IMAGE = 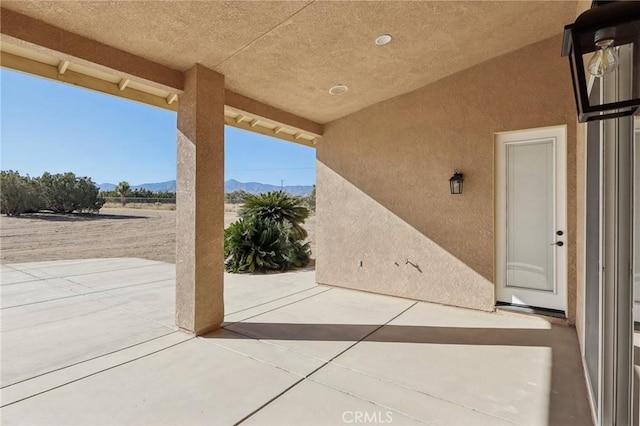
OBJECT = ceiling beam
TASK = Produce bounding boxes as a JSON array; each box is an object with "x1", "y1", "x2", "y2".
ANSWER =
[
  {"x1": 0, "y1": 7, "x2": 183, "y2": 92},
  {"x1": 225, "y1": 90, "x2": 323, "y2": 136},
  {"x1": 224, "y1": 115, "x2": 316, "y2": 148},
  {"x1": 1, "y1": 8, "x2": 322, "y2": 136},
  {"x1": 1, "y1": 51, "x2": 177, "y2": 112}
]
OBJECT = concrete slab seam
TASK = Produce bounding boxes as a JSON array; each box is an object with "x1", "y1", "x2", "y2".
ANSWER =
[
  {"x1": 0, "y1": 265, "x2": 55, "y2": 285},
  {"x1": 0, "y1": 333, "x2": 195, "y2": 408},
  {"x1": 225, "y1": 286, "x2": 324, "y2": 316},
  {"x1": 1, "y1": 330, "x2": 183, "y2": 391},
  {"x1": 4, "y1": 258, "x2": 165, "y2": 273},
  {"x1": 304, "y1": 379, "x2": 431, "y2": 425},
  {"x1": 6, "y1": 261, "x2": 171, "y2": 282},
  {"x1": 223, "y1": 287, "x2": 333, "y2": 327},
  {"x1": 15, "y1": 273, "x2": 178, "y2": 329},
  {"x1": 322, "y1": 311, "x2": 524, "y2": 424},
  {"x1": 233, "y1": 377, "x2": 306, "y2": 426},
  {"x1": 214, "y1": 325, "x2": 334, "y2": 366},
  {"x1": 1, "y1": 277, "x2": 63, "y2": 286},
  {"x1": 234, "y1": 301, "x2": 419, "y2": 425},
  {"x1": 308, "y1": 371, "x2": 519, "y2": 426},
  {"x1": 1, "y1": 278, "x2": 175, "y2": 310},
  {"x1": 198, "y1": 330, "x2": 316, "y2": 379}
]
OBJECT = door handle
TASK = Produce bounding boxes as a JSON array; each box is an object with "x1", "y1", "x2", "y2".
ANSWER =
[{"x1": 551, "y1": 241, "x2": 564, "y2": 247}]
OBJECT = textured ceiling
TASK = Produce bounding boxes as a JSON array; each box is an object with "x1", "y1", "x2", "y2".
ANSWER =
[{"x1": 2, "y1": 1, "x2": 578, "y2": 123}]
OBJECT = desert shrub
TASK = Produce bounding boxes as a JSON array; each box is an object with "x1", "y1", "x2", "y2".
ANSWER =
[
  {"x1": 0, "y1": 171, "x2": 44, "y2": 216},
  {"x1": 224, "y1": 217, "x2": 311, "y2": 273},
  {"x1": 224, "y1": 217, "x2": 288, "y2": 272},
  {"x1": 225, "y1": 191, "x2": 311, "y2": 273},
  {"x1": 287, "y1": 239, "x2": 312, "y2": 268},
  {"x1": 38, "y1": 172, "x2": 104, "y2": 213},
  {"x1": 225, "y1": 190, "x2": 249, "y2": 204},
  {"x1": 239, "y1": 191, "x2": 309, "y2": 241}
]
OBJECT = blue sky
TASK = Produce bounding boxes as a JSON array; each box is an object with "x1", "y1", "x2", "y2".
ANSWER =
[{"x1": 0, "y1": 69, "x2": 316, "y2": 186}]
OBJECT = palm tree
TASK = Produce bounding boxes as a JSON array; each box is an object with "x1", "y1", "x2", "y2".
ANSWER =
[
  {"x1": 307, "y1": 185, "x2": 316, "y2": 211},
  {"x1": 239, "y1": 191, "x2": 309, "y2": 241},
  {"x1": 116, "y1": 181, "x2": 130, "y2": 207}
]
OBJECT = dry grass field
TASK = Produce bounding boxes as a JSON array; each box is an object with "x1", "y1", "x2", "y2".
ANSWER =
[{"x1": 0, "y1": 205, "x2": 316, "y2": 265}]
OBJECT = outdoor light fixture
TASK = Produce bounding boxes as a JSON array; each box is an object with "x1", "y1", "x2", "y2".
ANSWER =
[
  {"x1": 587, "y1": 28, "x2": 620, "y2": 77},
  {"x1": 561, "y1": 1, "x2": 640, "y2": 122},
  {"x1": 329, "y1": 84, "x2": 348, "y2": 95},
  {"x1": 375, "y1": 34, "x2": 393, "y2": 46},
  {"x1": 449, "y1": 171, "x2": 463, "y2": 195}
]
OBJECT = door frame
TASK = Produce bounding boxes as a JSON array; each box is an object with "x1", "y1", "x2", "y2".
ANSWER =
[
  {"x1": 494, "y1": 125, "x2": 568, "y2": 313},
  {"x1": 580, "y1": 44, "x2": 635, "y2": 426}
]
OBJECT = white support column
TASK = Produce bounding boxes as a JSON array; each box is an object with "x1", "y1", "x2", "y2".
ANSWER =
[{"x1": 176, "y1": 64, "x2": 225, "y2": 335}]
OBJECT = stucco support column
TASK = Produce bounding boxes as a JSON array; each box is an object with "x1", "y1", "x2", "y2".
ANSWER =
[{"x1": 176, "y1": 64, "x2": 225, "y2": 335}]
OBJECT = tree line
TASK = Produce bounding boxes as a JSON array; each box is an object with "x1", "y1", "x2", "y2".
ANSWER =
[
  {"x1": 100, "y1": 185, "x2": 176, "y2": 200},
  {"x1": 225, "y1": 186, "x2": 316, "y2": 211},
  {"x1": 2, "y1": 171, "x2": 317, "y2": 219},
  {"x1": 1, "y1": 173, "x2": 172, "y2": 216}
]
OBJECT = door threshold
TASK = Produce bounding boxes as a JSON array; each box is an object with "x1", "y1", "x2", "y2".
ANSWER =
[{"x1": 495, "y1": 302, "x2": 566, "y2": 319}]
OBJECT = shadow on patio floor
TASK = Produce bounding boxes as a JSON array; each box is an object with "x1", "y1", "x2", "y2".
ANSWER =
[{"x1": 207, "y1": 322, "x2": 591, "y2": 426}]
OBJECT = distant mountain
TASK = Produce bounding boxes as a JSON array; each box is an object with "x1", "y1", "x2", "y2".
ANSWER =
[
  {"x1": 135, "y1": 180, "x2": 177, "y2": 192},
  {"x1": 98, "y1": 180, "x2": 176, "y2": 192},
  {"x1": 99, "y1": 179, "x2": 313, "y2": 196},
  {"x1": 224, "y1": 179, "x2": 313, "y2": 196},
  {"x1": 98, "y1": 182, "x2": 116, "y2": 192}
]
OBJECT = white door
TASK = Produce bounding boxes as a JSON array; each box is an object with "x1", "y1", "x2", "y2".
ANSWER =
[{"x1": 495, "y1": 126, "x2": 567, "y2": 312}]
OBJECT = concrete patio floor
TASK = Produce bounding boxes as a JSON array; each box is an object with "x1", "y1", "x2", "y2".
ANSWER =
[{"x1": 1, "y1": 258, "x2": 591, "y2": 425}]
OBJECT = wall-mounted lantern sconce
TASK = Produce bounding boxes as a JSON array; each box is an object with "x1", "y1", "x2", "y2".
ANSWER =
[
  {"x1": 561, "y1": 1, "x2": 640, "y2": 122},
  {"x1": 449, "y1": 170, "x2": 463, "y2": 195}
]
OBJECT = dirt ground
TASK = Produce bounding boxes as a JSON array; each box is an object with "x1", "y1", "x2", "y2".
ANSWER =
[{"x1": 0, "y1": 206, "x2": 316, "y2": 265}]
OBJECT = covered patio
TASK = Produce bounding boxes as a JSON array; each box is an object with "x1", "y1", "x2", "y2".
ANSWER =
[
  {"x1": 1, "y1": 259, "x2": 590, "y2": 425},
  {"x1": 4, "y1": 1, "x2": 637, "y2": 423}
]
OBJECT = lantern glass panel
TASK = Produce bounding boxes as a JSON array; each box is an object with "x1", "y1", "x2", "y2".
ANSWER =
[
  {"x1": 572, "y1": 20, "x2": 639, "y2": 120},
  {"x1": 581, "y1": 43, "x2": 636, "y2": 106}
]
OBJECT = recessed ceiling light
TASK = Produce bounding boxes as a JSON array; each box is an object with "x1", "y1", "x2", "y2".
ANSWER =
[
  {"x1": 375, "y1": 34, "x2": 392, "y2": 46},
  {"x1": 329, "y1": 84, "x2": 348, "y2": 95}
]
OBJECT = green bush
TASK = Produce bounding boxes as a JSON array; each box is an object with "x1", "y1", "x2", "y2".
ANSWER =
[
  {"x1": 224, "y1": 191, "x2": 311, "y2": 273},
  {"x1": 239, "y1": 191, "x2": 309, "y2": 241},
  {"x1": 224, "y1": 217, "x2": 287, "y2": 272},
  {"x1": 1, "y1": 171, "x2": 104, "y2": 216},
  {"x1": 225, "y1": 190, "x2": 249, "y2": 204},
  {"x1": 39, "y1": 172, "x2": 105, "y2": 213},
  {"x1": 0, "y1": 171, "x2": 44, "y2": 216},
  {"x1": 224, "y1": 217, "x2": 311, "y2": 273}
]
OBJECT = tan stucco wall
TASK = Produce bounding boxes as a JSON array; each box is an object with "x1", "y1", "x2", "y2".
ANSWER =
[
  {"x1": 316, "y1": 34, "x2": 578, "y2": 319},
  {"x1": 574, "y1": 0, "x2": 591, "y2": 353}
]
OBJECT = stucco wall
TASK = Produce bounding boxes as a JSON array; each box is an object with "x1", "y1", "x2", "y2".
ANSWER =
[
  {"x1": 316, "y1": 34, "x2": 578, "y2": 319},
  {"x1": 574, "y1": 0, "x2": 591, "y2": 354}
]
